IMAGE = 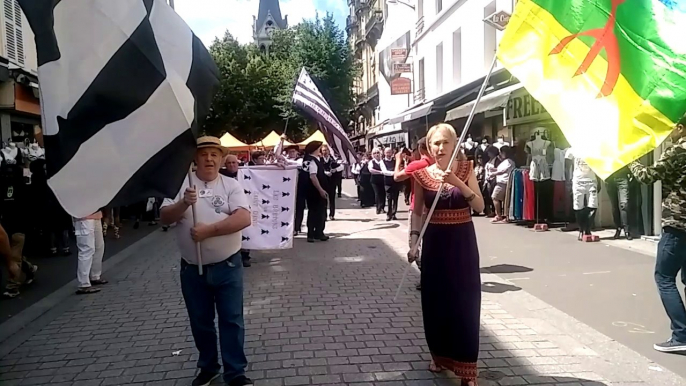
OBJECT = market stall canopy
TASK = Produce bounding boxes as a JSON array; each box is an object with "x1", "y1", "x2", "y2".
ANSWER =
[
  {"x1": 298, "y1": 130, "x2": 329, "y2": 146},
  {"x1": 220, "y1": 132, "x2": 251, "y2": 151},
  {"x1": 249, "y1": 131, "x2": 295, "y2": 148}
]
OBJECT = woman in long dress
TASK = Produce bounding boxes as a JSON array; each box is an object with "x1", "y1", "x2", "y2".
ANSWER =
[{"x1": 409, "y1": 123, "x2": 485, "y2": 386}]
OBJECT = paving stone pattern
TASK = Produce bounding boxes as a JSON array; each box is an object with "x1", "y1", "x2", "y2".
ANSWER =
[{"x1": 0, "y1": 206, "x2": 670, "y2": 385}]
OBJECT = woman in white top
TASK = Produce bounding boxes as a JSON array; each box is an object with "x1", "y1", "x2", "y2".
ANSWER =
[{"x1": 488, "y1": 146, "x2": 515, "y2": 223}]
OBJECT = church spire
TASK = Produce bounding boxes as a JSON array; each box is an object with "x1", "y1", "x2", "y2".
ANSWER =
[{"x1": 253, "y1": 0, "x2": 288, "y2": 52}]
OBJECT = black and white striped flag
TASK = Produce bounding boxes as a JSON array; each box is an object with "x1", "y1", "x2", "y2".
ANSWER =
[
  {"x1": 292, "y1": 68, "x2": 358, "y2": 165},
  {"x1": 19, "y1": 0, "x2": 219, "y2": 218}
]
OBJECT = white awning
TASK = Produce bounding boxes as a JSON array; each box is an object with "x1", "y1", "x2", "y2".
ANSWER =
[
  {"x1": 445, "y1": 84, "x2": 523, "y2": 121},
  {"x1": 388, "y1": 102, "x2": 434, "y2": 125}
]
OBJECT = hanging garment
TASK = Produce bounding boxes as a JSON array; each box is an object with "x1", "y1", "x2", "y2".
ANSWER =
[
  {"x1": 552, "y1": 180, "x2": 569, "y2": 221},
  {"x1": 551, "y1": 148, "x2": 566, "y2": 181},
  {"x1": 527, "y1": 140, "x2": 552, "y2": 181},
  {"x1": 524, "y1": 170, "x2": 536, "y2": 221}
]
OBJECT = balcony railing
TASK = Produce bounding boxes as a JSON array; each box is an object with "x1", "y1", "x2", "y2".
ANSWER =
[
  {"x1": 416, "y1": 16, "x2": 425, "y2": 36},
  {"x1": 414, "y1": 87, "x2": 425, "y2": 103},
  {"x1": 346, "y1": 15, "x2": 358, "y2": 33},
  {"x1": 365, "y1": 10, "x2": 384, "y2": 40}
]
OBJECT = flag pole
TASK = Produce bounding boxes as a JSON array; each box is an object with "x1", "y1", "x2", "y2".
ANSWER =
[
  {"x1": 187, "y1": 166, "x2": 204, "y2": 275},
  {"x1": 394, "y1": 54, "x2": 498, "y2": 302}
]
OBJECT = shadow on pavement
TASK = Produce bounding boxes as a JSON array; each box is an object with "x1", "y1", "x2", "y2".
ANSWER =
[
  {"x1": 480, "y1": 264, "x2": 533, "y2": 274},
  {"x1": 480, "y1": 282, "x2": 521, "y2": 294}
]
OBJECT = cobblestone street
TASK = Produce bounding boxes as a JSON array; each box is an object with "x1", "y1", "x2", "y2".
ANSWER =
[{"x1": 0, "y1": 197, "x2": 684, "y2": 386}]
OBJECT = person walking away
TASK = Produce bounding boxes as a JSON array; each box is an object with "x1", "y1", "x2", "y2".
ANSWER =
[
  {"x1": 358, "y1": 153, "x2": 375, "y2": 208},
  {"x1": 1, "y1": 162, "x2": 38, "y2": 298},
  {"x1": 320, "y1": 145, "x2": 343, "y2": 220},
  {"x1": 368, "y1": 148, "x2": 386, "y2": 215},
  {"x1": 160, "y1": 136, "x2": 253, "y2": 386},
  {"x1": 73, "y1": 210, "x2": 107, "y2": 294},
  {"x1": 301, "y1": 141, "x2": 329, "y2": 242},
  {"x1": 408, "y1": 123, "x2": 484, "y2": 385},
  {"x1": 483, "y1": 146, "x2": 501, "y2": 217},
  {"x1": 352, "y1": 157, "x2": 362, "y2": 202},
  {"x1": 394, "y1": 137, "x2": 433, "y2": 291},
  {"x1": 629, "y1": 117, "x2": 686, "y2": 353},
  {"x1": 381, "y1": 147, "x2": 400, "y2": 221},
  {"x1": 489, "y1": 146, "x2": 515, "y2": 223}
]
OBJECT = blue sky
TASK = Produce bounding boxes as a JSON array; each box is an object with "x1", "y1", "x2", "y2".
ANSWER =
[{"x1": 175, "y1": 0, "x2": 348, "y2": 45}]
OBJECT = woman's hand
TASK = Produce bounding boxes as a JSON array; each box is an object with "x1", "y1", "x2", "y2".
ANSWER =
[{"x1": 407, "y1": 247, "x2": 420, "y2": 264}]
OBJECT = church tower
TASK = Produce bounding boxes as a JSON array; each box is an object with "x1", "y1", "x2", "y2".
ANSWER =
[{"x1": 253, "y1": 0, "x2": 288, "y2": 53}]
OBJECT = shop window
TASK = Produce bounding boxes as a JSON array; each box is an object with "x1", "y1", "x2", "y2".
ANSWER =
[
  {"x1": 435, "y1": 42, "x2": 443, "y2": 95},
  {"x1": 452, "y1": 28, "x2": 462, "y2": 86}
]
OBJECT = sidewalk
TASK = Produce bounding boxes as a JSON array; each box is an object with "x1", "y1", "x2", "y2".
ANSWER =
[{"x1": 0, "y1": 198, "x2": 684, "y2": 385}]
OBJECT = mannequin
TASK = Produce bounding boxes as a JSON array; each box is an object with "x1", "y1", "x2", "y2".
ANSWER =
[
  {"x1": 606, "y1": 166, "x2": 633, "y2": 240},
  {"x1": 27, "y1": 142, "x2": 45, "y2": 162},
  {"x1": 565, "y1": 147, "x2": 600, "y2": 241},
  {"x1": 464, "y1": 135, "x2": 475, "y2": 151},
  {"x1": 1, "y1": 142, "x2": 19, "y2": 165},
  {"x1": 526, "y1": 129, "x2": 554, "y2": 223},
  {"x1": 493, "y1": 135, "x2": 506, "y2": 150}
]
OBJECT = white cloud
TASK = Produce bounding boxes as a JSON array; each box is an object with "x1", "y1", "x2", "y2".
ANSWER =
[{"x1": 174, "y1": 0, "x2": 343, "y2": 45}]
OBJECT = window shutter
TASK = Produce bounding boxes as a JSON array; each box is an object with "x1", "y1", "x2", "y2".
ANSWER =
[
  {"x1": 3, "y1": 0, "x2": 23, "y2": 66},
  {"x1": 14, "y1": 0, "x2": 23, "y2": 66}
]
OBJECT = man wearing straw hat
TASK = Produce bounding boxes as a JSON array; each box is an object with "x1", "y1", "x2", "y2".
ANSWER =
[{"x1": 161, "y1": 136, "x2": 253, "y2": 386}]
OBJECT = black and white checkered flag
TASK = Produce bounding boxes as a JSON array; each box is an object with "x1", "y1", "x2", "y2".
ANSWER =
[
  {"x1": 19, "y1": 0, "x2": 219, "y2": 218},
  {"x1": 292, "y1": 68, "x2": 358, "y2": 165}
]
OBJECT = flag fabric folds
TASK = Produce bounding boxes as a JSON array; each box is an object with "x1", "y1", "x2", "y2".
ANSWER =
[
  {"x1": 239, "y1": 166, "x2": 298, "y2": 250},
  {"x1": 19, "y1": 0, "x2": 219, "y2": 218},
  {"x1": 292, "y1": 68, "x2": 358, "y2": 165},
  {"x1": 498, "y1": 0, "x2": 686, "y2": 179}
]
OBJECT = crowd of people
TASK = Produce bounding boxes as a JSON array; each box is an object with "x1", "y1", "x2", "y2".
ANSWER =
[{"x1": 1, "y1": 118, "x2": 684, "y2": 386}]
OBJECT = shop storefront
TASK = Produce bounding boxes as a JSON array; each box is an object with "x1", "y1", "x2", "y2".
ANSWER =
[
  {"x1": 502, "y1": 88, "x2": 660, "y2": 237},
  {"x1": 367, "y1": 122, "x2": 408, "y2": 150}
]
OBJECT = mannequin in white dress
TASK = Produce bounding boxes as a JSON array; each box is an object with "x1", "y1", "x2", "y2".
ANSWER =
[
  {"x1": 525, "y1": 130, "x2": 553, "y2": 181},
  {"x1": 27, "y1": 143, "x2": 45, "y2": 161},
  {"x1": 1, "y1": 143, "x2": 19, "y2": 164},
  {"x1": 493, "y1": 136, "x2": 506, "y2": 150}
]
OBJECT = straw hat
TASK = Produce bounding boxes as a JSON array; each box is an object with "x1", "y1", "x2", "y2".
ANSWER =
[{"x1": 197, "y1": 136, "x2": 229, "y2": 156}]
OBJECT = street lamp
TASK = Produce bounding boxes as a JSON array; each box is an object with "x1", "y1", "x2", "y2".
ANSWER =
[{"x1": 386, "y1": 0, "x2": 415, "y2": 10}]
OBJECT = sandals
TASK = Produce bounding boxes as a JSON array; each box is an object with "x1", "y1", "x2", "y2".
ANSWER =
[
  {"x1": 428, "y1": 361, "x2": 444, "y2": 373},
  {"x1": 76, "y1": 287, "x2": 101, "y2": 295}
]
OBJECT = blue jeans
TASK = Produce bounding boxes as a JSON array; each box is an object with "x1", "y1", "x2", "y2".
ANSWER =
[
  {"x1": 180, "y1": 252, "x2": 247, "y2": 381},
  {"x1": 655, "y1": 227, "x2": 686, "y2": 343}
]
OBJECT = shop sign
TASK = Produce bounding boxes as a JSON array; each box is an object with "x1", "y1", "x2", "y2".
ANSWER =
[
  {"x1": 391, "y1": 48, "x2": 407, "y2": 61},
  {"x1": 379, "y1": 133, "x2": 405, "y2": 145},
  {"x1": 390, "y1": 77, "x2": 412, "y2": 95},
  {"x1": 505, "y1": 90, "x2": 550, "y2": 125},
  {"x1": 393, "y1": 63, "x2": 412, "y2": 74},
  {"x1": 483, "y1": 10, "x2": 511, "y2": 31}
]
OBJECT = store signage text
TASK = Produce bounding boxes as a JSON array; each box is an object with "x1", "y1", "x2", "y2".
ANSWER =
[
  {"x1": 391, "y1": 48, "x2": 407, "y2": 61},
  {"x1": 379, "y1": 133, "x2": 405, "y2": 145},
  {"x1": 506, "y1": 92, "x2": 550, "y2": 125},
  {"x1": 390, "y1": 77, "x2": 412, "y2": 95},
  {"x1": 393, "y1": 63, "x2": 412, "y2": 73},
  {"x1": 483, "y1": 10, "x2": 511, "y2": 31}
]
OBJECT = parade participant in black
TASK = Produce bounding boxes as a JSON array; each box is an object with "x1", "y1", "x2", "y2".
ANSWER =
[
  {"x1": 320, "y1": 144, "x2": 343, "y2": 220},
  {"x1": 301, "y1": 141, "x2": 329, "y2": 242},
  {"x1": 358, "y1": 153, "x2": 375, "y2": 208},
  {"x1": 368, "y1": 148, "x2": 386, "y2": 214},
  {"x1": 381, "y1": 147, "x2": 401, "y2": 221}
]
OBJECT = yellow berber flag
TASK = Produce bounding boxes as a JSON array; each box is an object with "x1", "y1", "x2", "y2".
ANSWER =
[{"x1": 497, "y1": 0, "x2": 686, "y2": 179}]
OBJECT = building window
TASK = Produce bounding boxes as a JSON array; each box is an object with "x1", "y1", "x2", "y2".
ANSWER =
[
  {"x1": 435, "y1": 0, "x2": 442, "y2": 14},
  {"x1": 418, "y1": 58, "x2": 425, "y2": 91},
  {"x1": 484, "y1": 1, "x2": 497, "y2": 70},
  {"x1": 259, "y1": 44, "x2": 266, "y2": 53},
  {"x1": 452, "y1": 28, "x2": 462, "y2": 85},
  {"x1": 435, "y1": 42, "x2": 443, "y2": 94}
]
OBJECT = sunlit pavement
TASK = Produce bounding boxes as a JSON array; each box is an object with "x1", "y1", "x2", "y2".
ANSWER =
[{"x1": 0, "y1": 184, "x2": 683, "y2": 385}]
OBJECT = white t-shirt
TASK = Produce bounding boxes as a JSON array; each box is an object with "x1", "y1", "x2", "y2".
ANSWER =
[
  {"x1": 495, "y1": 159, "x2": 515, "y2": 184},
  {"x1": 565, "y1": 148, "x2": 594, "y2": 182},
  {"x1": 162, "y1": 173, "x2": 250, "y2": 265}
]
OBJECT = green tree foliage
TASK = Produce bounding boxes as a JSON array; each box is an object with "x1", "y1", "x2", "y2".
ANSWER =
[{"x1": 203, "y1": 14, "x2": 359, "y2": 143}]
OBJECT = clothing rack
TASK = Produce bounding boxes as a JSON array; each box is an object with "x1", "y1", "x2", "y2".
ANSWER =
[{"x1": 504, "y1": 168, "x2": 570, "y2": 227}]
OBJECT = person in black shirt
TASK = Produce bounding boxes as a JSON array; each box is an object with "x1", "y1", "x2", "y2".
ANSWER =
[
  {"x1": 300, "y1": 141, "x2": 329, "y2": 242},
  {"x1": 320, "y1": 145, "x2": 343, "y2": 220}
]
